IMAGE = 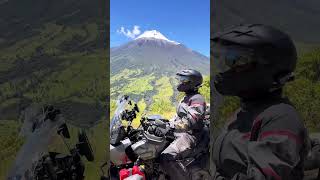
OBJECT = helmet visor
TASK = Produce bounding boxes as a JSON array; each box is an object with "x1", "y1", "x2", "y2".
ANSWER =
[
  {"x1": 212, "y1": 43, "x2": 256, "y2": 74},
  {"x1": 176, "y1": 75, "x2": 190, "y2": 84}
]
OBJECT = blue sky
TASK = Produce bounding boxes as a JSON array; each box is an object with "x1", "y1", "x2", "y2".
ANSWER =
[{"x1": 110, "y1": 0, "x2": 210, "y2": 57}]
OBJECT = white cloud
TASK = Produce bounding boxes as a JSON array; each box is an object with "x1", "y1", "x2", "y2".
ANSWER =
[
  {"x1": 117, "y1": 25, "x2": 141, "y2": 39},
  {"x1": 132, "y1": 26, "x2": 141, "y2": 35}
]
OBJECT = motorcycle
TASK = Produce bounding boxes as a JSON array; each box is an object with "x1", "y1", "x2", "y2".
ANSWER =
[
  {"x1": 107, "y1": 95, "x2": 211, "y2": 180},
  {"x1": 7, "y1": 105, "x2": 95, "y2": 180}
]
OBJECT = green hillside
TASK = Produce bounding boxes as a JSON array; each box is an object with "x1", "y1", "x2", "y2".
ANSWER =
[
  {"x1": 0, "y1": 22, "x2": 108, "y2": 177},
  {"x1": 0, "y1": 0, "x2": 109, "y2": 178},
  {"x1": 110, "y1": 74, "x2": 210, "y2": 127},
  {"x1": 110, "y1": 35, "x2": 210, "y2": 117},
  {"x1": 0, "y1": 120, "x2": 24, "y2": 179},
  {"x1": 0, "y1": 22, "x2": 107, "y2": 126}
]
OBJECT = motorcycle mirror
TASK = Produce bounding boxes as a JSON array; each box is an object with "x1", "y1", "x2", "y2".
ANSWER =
[
  {"x1": 134, "y1": 104, "x2": 139, "y2": 113},
  {"x1": 77, "y1": 129, "x2": 94, "y2": 162},
  {"x1": 57, "y1": 123, "x2": 70, "y2": 139},
  {"x1": 44, "y1": 105, "x2": 61, "y2": 122}
]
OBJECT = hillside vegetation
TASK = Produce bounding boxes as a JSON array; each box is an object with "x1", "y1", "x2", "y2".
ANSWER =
[
  {"x1": 110, "y1": 75, "x2": 211, "y2": 128},
  {"x1": 0, "y1": 22, "x2": 107, "y2": 126},
  {"x1": 0, "y1": 7, "x2": 108, "y2": 180}
]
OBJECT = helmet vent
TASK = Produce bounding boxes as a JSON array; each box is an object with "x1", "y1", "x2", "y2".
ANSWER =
[{"x1": 233, "y1": 30, "x2": 253, "y2": 37}]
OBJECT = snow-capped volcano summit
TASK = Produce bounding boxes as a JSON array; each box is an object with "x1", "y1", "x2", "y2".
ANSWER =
[{"x1": 135, "y1": 30, "x2": 180, "y2": 45}]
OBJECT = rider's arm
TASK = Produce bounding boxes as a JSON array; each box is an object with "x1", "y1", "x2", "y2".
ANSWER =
[
  {"x1": 219, "y1": 106, "x2": 308, "y2": 180},
  {"x1": 183, "y1": 94, "x2": 206, "y2": 130}
]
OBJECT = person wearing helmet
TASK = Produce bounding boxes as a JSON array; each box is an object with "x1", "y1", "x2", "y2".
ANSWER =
[
  {"x1": 211, "y1": 24, "x2": 310, "y2": 180},
  {"x1": 156, "y1": 69, "x2": 207, "y2": 179}
]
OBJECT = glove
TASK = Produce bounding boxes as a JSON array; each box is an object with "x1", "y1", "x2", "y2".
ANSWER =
[
  {"x1": 177, "y1": 103, "x2": 188, "y2": 118},
  {"x1": 165, "y1": 128, "x2": 175, "y2": 141},
  {"x1": 175, "y1": 122, "x2": 188, "y2": 130}
]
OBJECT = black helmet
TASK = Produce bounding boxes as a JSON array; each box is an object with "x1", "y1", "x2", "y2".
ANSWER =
[
  {"x1": 212, "y1": 24, "x2": 297, "y2": 97},
  {"x1": 176, "y1": 69, "x2": 203, "y2": 92}
]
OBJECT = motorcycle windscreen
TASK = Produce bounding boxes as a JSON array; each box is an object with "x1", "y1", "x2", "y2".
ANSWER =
[
  {"x1": 110, "y1": 95, "x2": 129, "y2": 132},
  {"x1": 7, "y1": 114, "x2": 65, "y2": 180}
]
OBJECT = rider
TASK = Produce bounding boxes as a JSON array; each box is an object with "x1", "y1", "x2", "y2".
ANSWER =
[
  {"x1": 155, "y1": 69, "x2": 207, "y2": 179},
  {"x1": 211, "y1": 24, "x2": 310, "y2": 179}
]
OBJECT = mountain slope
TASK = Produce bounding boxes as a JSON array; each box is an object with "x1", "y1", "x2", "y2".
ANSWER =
[
  {"x1": 111, "y1": 38, "x2": 209, "y2": 75},
  {"x1": 0, "y1": 0, "x2": 108, "y2": 179},
  {"x1": 111, "y1": 30, "x2": 210, "y2": 105},
  {"x1": 0, "y1": 0, "x2": 107, "y2": 126}
]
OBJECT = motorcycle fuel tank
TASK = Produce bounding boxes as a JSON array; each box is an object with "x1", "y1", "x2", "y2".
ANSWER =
[{"x1": 131, "y1": 132, "x2": 168, "y2": 161}]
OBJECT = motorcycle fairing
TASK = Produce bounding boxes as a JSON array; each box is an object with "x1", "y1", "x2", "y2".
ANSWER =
[
  {"x1": 7, "y1": 114, "x2": 65, "y2": 180},
  {"x1": 110, "y1": 138, "x2": 133, "y2": 166},
  {"x1": 110, "y1": 95, "x2": 130, "y2": 132}
]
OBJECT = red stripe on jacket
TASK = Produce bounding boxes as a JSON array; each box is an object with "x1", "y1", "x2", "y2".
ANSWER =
[{"x1": 258, "y1": 130, "x2": 302, "y2": 145}]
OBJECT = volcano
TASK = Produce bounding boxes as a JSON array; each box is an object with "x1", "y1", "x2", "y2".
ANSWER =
[
  {"x1": 110, "y1": 30, "x2": 210, "y2": 102},
  {"x1": 111, "y1": 30, "x2": 209, "y2": 76}
]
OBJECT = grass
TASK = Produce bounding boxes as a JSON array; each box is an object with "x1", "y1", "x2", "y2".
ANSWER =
[
  {"x1": 110, "y1": 75, "x2": 211, "y2": 128},
  {"x1": 199, "y1": 76, "x2": 211, "y2": 102},
  {"x1": 149, "y1": 77, "x2": 176, "y2": 119},
  {"x1": 0, "y1": 25, "x2": 107, "y2": 119},
  {"x1": 110, "y1": 76, "x2": 176, "y2": 128},
  {"x1": 0, "y1": 20, "x2": 108, "y2": 179},
  {"x1": 121, "y1": 74, "x2": 155, "y2": 95},
  {"x1": 0, "y1": 120, "x2": 24, "y2": 180},
  {"x1": 0, "y1": 50, "x2": 107, "y2": 115},
  {"x1": 110, "y1": 68, "x2": 142, "y2": 84},
  {"x1": 0, "y1": 23, "x2": 99, "y2": 60},
  {"x1": 0, "y1": 23, "x2": 62, "y2": 60}
]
